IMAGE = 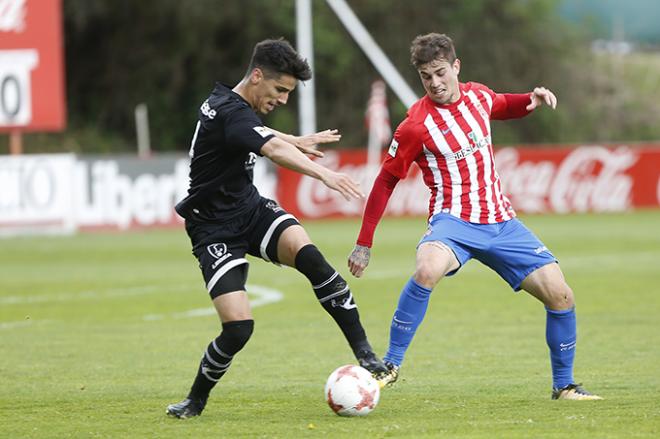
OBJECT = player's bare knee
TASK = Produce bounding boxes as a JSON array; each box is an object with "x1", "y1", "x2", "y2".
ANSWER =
[
  {"x1": 278, "y1": 226, "x2": 311, "y2": 266},
  {"x1": 544, "y1": 282, "x2": 575, "y2": 310},
  {"x1": 413, "y1": 263, "x2": 444, "y2": 289}
]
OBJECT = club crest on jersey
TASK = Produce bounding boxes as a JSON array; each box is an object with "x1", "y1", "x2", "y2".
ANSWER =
[
  {"x1": 388, "y1": 139, "x2": 399, "y2": 157},
  {"x1": 253, "y1": 126, "x2": 274, "y2": 138},
  {"x1": 208, "y1": 243, "x2": 232, "y2": 269}
]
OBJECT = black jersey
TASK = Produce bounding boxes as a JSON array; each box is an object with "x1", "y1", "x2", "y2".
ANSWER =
[{"x1": 175, "y1": 83, "x2": 275, "y2": 223}]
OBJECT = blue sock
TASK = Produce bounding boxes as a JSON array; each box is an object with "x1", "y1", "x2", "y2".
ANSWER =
[
  {"x1": 383, "y1": 278, "x2": 433, "y2": 367},
  {"x1": 546, "y1": 307, "x2": 576, "y2": 389}
]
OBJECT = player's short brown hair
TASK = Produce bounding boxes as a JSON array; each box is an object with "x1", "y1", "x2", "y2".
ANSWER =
[
  {"x1": 410, "y1": 33, "x2": 457, "y2": 68},
  {"x1": 247, "y1": 38, "x2": 312, "y2": 81}
]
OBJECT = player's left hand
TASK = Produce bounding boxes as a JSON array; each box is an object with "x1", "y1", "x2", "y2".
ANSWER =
[
  {"x1": 295, "y1": 129, "x2": 341, "y2": 157},
  {"x1": 527, "y1": 87, "x2": 557, "y2": 111},
  {"x1": 348, "y1": 244, "x2": 371, "y2": 278}
]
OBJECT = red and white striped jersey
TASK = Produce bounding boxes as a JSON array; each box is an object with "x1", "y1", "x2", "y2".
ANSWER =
[{"x1": 382, "y1": 82, "x2": 532, "y2": 224}]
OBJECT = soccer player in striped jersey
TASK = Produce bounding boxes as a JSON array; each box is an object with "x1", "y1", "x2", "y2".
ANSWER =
[{"x1": 348, "y1": 33, "x2": 601, "y2": 400}]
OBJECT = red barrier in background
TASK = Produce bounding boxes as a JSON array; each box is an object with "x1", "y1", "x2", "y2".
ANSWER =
[
  {"x1": 0, "y1": 0, "x2": 66, "y2": 131},
  {"x1": 277, "y1": 145, "x2": 660, "y2": 219}
]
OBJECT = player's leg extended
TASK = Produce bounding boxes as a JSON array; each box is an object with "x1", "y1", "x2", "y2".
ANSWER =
[
  {"x1": 521, "y1": 263, "x2": 601, "y2": 400},
  {"x1": 187, "y1": 291, "x2": 254, "y2": 401},
  {"x1": 167, "y1": 264, "x2": 255, "y2": 418},
  {"x1": 277, "y1": 224, "x2": 386, "y2": 374},
  {"x1": 383, "y1": 242, "x2": 459, "y2": 370}
]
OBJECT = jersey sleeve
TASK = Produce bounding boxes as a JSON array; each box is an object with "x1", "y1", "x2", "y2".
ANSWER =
[
  {"x1": 224, "y1": 108, "x2": 275, "y2": 156},
  {"x1": 356, "y1": 168, "x2": 400, "y2": 248},
  {"x1": 381, "y1": 117, "x2": 422, "y2": 180},
  {"x1": 472, "y1": 82, "x2": 532, "y2": 120}
]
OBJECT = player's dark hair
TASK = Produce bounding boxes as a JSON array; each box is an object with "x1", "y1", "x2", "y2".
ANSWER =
[
  {"x1": 246, "y1": 38, "x2": 312, "y2": 81},
  {"x1": 410, "y1": 33, "x2": 457, "y2": 68}
]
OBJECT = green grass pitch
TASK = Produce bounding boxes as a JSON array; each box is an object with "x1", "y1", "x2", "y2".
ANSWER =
[{"x1": 1, "y1": 211, "x2": 660, "y2": 438}]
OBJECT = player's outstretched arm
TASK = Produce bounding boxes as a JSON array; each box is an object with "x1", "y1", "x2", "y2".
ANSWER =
[
  {"x1": 526, "y1": 86, "x2": 557, "y2": 110},
  {"x1": 265, "y1": 127, "x2": 341, "y2": 157},
  {"x1": 347, "y1": 168, "x2": 400, "y2": 278},
  {"x1": 260, "y1": 136, "x2": 363, "y2": 200}
]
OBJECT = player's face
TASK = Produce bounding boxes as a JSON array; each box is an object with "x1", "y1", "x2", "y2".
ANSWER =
[
  {"x1": 418, "y1": 58, "x2": 461, "y2": 105},
  {"x1": 253, "y1": 70, "x2": 297, "y2": 114}
]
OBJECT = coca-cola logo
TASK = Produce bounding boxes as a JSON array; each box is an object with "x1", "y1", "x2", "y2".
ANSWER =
[
  {"x1": 496, "y1": 146, "x2": 637, "y2": 213},
  {"x1": 290, "y1": 145, "x2": 645, "y2": 219},
  {"x1": 296, "y1": 152, "x2": 364, "y2": 218},
  {"x1": 295, "y1": 151, "x2": 427, "y2": 218}
]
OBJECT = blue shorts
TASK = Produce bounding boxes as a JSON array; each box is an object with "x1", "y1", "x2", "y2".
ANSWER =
[{"x1": 419, "y1": 213, "x2": 557, "y2": 291}]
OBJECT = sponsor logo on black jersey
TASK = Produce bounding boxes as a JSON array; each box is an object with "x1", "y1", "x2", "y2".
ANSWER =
[
  {"x1": 245, "y1": 152, "x2": 257, "y2": 172},
  {"x1": 200, "y1": 100, "x2": 216, "y2": 119}
]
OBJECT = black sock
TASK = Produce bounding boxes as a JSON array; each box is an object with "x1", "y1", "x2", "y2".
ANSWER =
[
  {"x1": 295, "y1": 244, "x2": 371, "y2": 355},
  {"x1": 187, "y1": 319, "x2": 254, "y2": 402}
]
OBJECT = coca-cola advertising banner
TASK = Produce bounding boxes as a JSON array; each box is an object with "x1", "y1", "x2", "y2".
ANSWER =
[
  {"x1": 0, "y1": 0, "x2": 66, "y2": 131},
  {"x1": 277, "y1": 145, "x2": 660, "y2": 219}
]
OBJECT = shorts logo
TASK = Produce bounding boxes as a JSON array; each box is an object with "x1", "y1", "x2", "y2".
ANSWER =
[
  {"x1": 265, "y1": 200, "x2": 283, "y2": 213},
  {"x1": 208, "y1": 243, "x2": 232, "y2": 269},
  {"x1": 534, "y1": 245, "x2": 548, "y2": 254}
]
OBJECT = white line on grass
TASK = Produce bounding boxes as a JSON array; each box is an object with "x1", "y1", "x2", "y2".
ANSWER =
[
  {"x1": 0, "y1": 319, "x2": 55, "y2": 331},
  {"x1": 142, "y1": 284, "x2": 283, "y2": 321},
  {"x1": 0, "y1": 320, "x2": 33, "y2": 330},
  {"x1": 0, "y1": 284, "x2": 184, "y2": 305}
]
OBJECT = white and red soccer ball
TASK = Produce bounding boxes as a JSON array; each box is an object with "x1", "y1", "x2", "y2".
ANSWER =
[{"x1": 324, "y1": 365, "x2": 380, "y2": 417}]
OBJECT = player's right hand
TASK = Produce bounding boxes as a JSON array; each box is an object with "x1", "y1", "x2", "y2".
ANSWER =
[
  {"x1": 322, "y1": 171, "x2": 365, "y2": 201},
  {"x1": 348, "y1": 244, "x2": 371, "y2": 278}
]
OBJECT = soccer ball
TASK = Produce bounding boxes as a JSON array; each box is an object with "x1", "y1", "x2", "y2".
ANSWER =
[{"x1": 324, "y1": 364, "x2": 380, "y2": 417}]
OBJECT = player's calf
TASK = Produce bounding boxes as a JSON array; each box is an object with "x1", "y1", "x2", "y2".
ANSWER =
[
  {"x1": 295, "y1": 244, "x2": 385, "y2": 372},
  {"x1": 167, "y1": 319, "x2": 254, "y2": 418}
]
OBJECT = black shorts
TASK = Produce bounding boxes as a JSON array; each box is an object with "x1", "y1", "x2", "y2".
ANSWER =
[{"x1": 185, "y1": 197, "x2": 299, "y2": 299}]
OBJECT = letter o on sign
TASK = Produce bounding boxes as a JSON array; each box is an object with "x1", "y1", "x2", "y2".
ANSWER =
[
  {"x1": 25, "y1": 162, "x2": 55, "y2": 209},
  {"x1": 1, "y1": 74, "x2": 21, "y2": 119}
]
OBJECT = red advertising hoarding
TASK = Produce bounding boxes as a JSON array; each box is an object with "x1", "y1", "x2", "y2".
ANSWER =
[
  {"x1": 0, "y1": 0, "x2": 66, "y2": 131},
  {"x1": 277, "y1": 145, "x2": 660, "y2": 219}
]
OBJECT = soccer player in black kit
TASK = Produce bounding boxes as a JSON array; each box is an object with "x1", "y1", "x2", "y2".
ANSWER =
[{"x1": 166, "y1": 38, "x2": 387, "y2": 419}]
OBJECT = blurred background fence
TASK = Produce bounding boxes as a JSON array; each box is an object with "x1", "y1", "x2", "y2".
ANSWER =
[{"x1": 1, "y1": 0, "x2": 660, "y2": 235}]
